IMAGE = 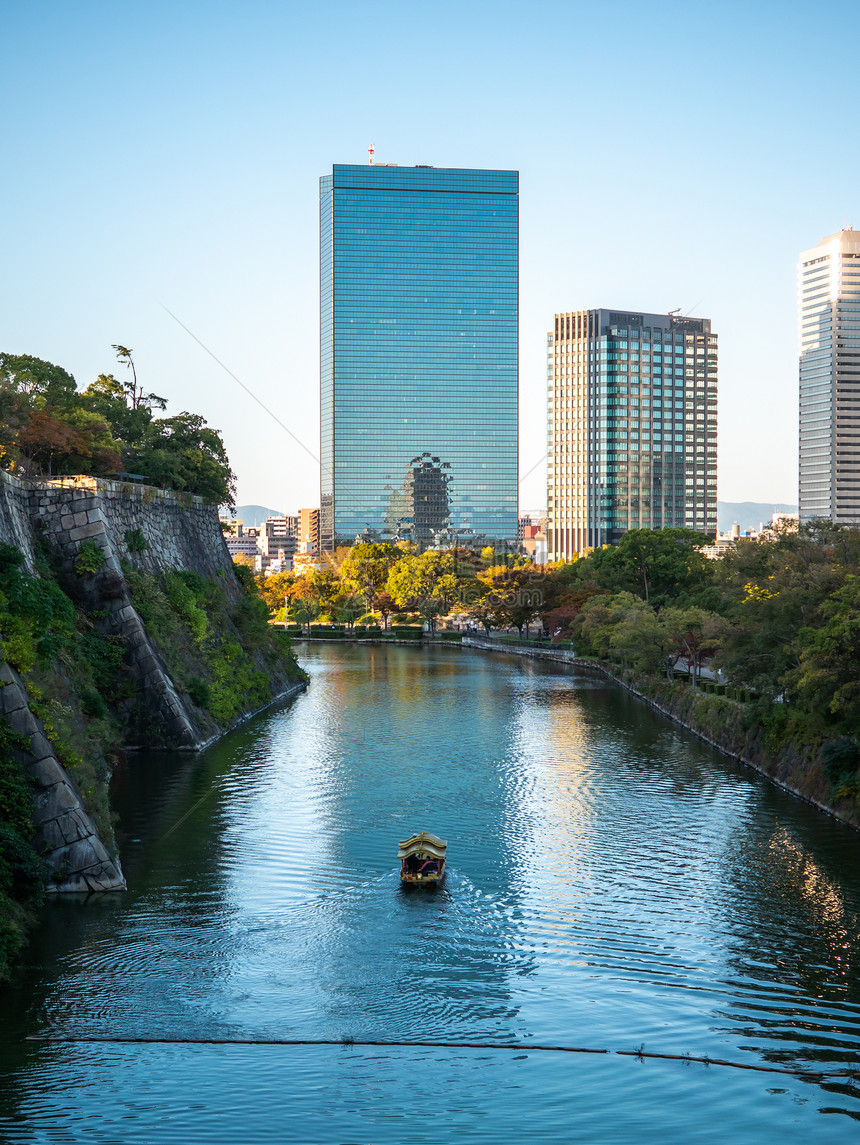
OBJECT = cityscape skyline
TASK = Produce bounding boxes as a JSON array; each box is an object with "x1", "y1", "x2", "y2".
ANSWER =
[{"x1": 3, "y1": 2, "x2": 859, "y2": 514}]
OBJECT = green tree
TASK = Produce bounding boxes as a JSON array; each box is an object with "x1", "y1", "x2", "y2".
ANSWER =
[
  {"x1": 0, "y1": 353, "x2": 78, "y2": 407},
  {"x1": 257, "y1": 570, "x2": 295, "y2": 616},
  {"x1": 285, "y1": 576, "x2": 320, "y2": 635},
  {"x1": 16, "y1": 406, "x2": 120, "y2": 478},
  {"x1": 81, "y1": 373, "x2": 162, "y2": 459},
  {"x1": 659, "y1": 606, "x2": 719, "y2": 686},
  {"x1": 792, "y1": 575, "x2": 860, "y2": 736},
  {"x1": 387, "y1": 551, "x2": 459, "y2": 631},
  {"x1": 375, "y1": 591, "x2": 396, "y2": 631},
  {"x1": 340, "y1": 543, "x2": 399, "y2": 613},
  {"x1": 581, "y1": 528, "x2": 713, "y2": 605},
  {"x1": 712, "y1": 524, "x2": 846, "y2": 700},
  {"x1": 136, "y1": 413, "x2": 236, "y2": 505},
  {"x1": 111, "y1": 345, "x2": 167, "y2": 413},
  {"x1": 330, "y1": 588, "x2": 364, "y2": 628}
]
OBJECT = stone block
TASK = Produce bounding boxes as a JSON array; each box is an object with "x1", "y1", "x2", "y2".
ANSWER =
[
  {"x1": 59, "y1": 838, "x2": 103, "y2": 873},
  {"x1": 46, "y1": 873, "x2": 91, "y2": 894},
  {"x1": 87, "y1": 509, "x2": 102, "y2": 523},
  {"x1": 27, "y1": 732, "x2": 53, "y2": 760},
  {"x1": 73, "y1": 512, "x2": 88, "y2": 527},
  {"x1": 0, "y1": 683, "x2": 26, "y2": 715},
  {"x1": 4, "y1": 706, "x2": 38, "y2": 738},
  {"x1": 69, "y1": 522, "x2": 105, "y2": 542},
  {"x1": 32, "y1": 782, "x2": 79, "y2": 823},
  {"x1": 34, "y1": 818, "x2": 66, "y2": 851},
  {"x1": 61, "y1": 515, "x2": 75, "y2": 530},
  {"x1": 134, "y1": 654, "x2": 158, "y2": 676},
  {"x1": 83, "y1": 835, "x2": 111, "y2": 864},
  {"x1": 27, "y1": 756, "x2": 66, "y2": 789},
  {"x1": 83, "y1": 863, "x2": 126, "y2": 892},
  {"x1": 0, "y1": 664, "x2": 17, "y2": 685},
  {"x1": 59, "y1": 808, "x2": 94, "y2": 843}
]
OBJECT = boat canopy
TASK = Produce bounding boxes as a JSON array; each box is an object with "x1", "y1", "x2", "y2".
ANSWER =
[{"x1": 397, "y1": 831, "x2": 447, "y2": 860}]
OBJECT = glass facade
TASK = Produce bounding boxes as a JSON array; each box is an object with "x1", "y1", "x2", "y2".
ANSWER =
[
  {"x1": 320, "y1": 164, "x2": 518, "y2": 550},
  {"x1": 799, "y1": 229, "x2": 860, "y2": 525},
  {"x1": 547, "y1": 309, "x2": 718, "y2": 560}
]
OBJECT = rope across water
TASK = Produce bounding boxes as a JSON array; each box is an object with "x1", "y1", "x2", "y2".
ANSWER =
[{"x1": 24, "y1": 1036, "x2": 860, "y2": 1081}]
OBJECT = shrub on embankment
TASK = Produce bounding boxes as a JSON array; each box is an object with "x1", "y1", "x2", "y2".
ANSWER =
[
  {"x1": 587, "y1": 661, "x2": 857, "y2": 827},
  {"x1": 125, "y1": 562, "x2": 305, "y2": 734},
  {"x1": 0, "y1": 540, "x2": 120, "y2": 841},
  {"x1": 0, "y1": 718, "x2": 45, "y2": 980},
  {"x1": 558, "y1": 523, "x2": 860, "y2": 827}
]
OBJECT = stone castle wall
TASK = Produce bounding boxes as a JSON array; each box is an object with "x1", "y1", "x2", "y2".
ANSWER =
[
  {"x1": 0, "y1": 471, "x2": 238, "y2": 892},
  {"x1": 0, "y1": 663, "x2": 125, "y2": 893},
  {"x1": 0, "y1": 470, "x2": 38, "y2": 569}
]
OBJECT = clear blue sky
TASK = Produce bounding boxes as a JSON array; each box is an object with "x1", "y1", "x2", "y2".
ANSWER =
[{"x1": 4, "y1": 0, "x2": 858, "y2": 512}]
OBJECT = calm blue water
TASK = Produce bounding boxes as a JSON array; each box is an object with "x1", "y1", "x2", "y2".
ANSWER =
[{"x1": 1, "y1": 645, "x2": 859, "y2": 1142}]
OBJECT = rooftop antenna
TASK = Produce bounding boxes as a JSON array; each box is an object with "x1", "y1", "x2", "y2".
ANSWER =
[{"x1": 368, "y1": 142, "x2": 375, "y2": 166}]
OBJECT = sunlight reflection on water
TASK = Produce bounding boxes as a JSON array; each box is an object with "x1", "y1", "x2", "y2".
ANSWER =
[{"x1": 1, "y1": 645, "x2": 859, "y2": 1141}]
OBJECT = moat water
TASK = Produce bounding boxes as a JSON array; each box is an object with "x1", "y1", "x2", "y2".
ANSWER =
[{"x1": 1, "y1": 645, "x2": 860, "y2": 1142}]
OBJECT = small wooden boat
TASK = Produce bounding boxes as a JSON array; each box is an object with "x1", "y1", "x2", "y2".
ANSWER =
[{"x1": 398, "y1": 831, "x2": 447, "y2": 886}]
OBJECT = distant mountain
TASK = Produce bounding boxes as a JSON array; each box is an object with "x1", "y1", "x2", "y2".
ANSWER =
[
  {"x1": 717, "y1": 501, "x2": 797, "y2": 533},
  {"x1": 230, "y1": 504, "x2": 285, "y2": 526}
]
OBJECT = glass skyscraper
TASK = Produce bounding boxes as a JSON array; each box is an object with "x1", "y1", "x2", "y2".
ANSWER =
[
  {"x1": 799, "y1": 229, "x2": 860, "y2": 524},
  {"x1": 319, "y1": 163, "x2": 518, "y2": 551},
  {"x1": 547, "y1": 309, "x2": 718, "y2": 560}
]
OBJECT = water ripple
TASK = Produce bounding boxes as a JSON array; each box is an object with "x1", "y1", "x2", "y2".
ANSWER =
[{"x1": 3, "y1": 645, "x2": 860, "y2": 1139}]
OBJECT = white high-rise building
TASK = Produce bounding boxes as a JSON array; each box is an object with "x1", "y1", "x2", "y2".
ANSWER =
[{"x1": 799, "y1": 229, "x2": 860, "y2": 524}]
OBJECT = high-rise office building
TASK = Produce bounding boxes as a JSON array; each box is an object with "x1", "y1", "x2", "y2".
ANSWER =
[
  {"x1": 799, "y1": 229, "x2": 860, "y2": 524},
  {"x1": 547, "y1": 309, "x2": 718, "y2": 560},
  {"x1": 319, "y1": 162, "x2": 518, "y2": 551}
]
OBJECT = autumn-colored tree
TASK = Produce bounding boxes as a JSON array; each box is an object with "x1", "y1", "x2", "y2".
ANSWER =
[
  {"x1": 17, "y1": 407, "x2": 120, "y2": 477},
  {"x1": 257, "y1": 570, "x2": 295, "y2": 616},
  {"x1": 473, "y1": 565, "x2": 542, "y2": 637}
]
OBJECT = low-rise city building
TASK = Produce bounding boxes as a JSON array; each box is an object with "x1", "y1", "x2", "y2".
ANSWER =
[
  {"x1": 299, "y1": 507, "x2": 320, "y2": 554},
  {"x1": 258, "y1": 516, "x2": 298, "y2": 572},
  {"x1": 223, "y1": 522, "x2": 261, "y2": 561},
  {"x1": 701, "y1": 512, "x2": 799, "y2": 559}
]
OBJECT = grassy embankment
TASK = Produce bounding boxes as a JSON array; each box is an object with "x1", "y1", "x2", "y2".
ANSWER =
[{"x1": 579, "y1": 659, "x2": 853, "y2": 823}]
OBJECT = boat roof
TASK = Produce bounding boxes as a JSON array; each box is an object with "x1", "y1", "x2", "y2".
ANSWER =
[{"x1": 397, "y1": 831, "x2": 447, "y2": 859}]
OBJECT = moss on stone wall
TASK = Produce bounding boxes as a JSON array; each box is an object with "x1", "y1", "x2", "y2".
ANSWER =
[{"x1": 124, "y1": 564, "x2": 305, "y2": 742}]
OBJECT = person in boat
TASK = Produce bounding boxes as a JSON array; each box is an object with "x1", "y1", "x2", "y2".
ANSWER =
[{"x1": 419, "y1": 858, "x2": 438, "y2": 874}]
